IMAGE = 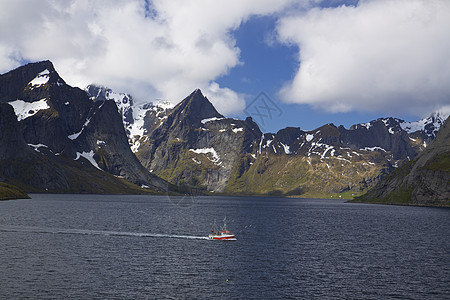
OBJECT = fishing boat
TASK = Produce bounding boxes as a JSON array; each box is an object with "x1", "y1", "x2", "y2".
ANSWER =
[{"x1": 208, "y1": 218, "x2": 236, "y2": 241}]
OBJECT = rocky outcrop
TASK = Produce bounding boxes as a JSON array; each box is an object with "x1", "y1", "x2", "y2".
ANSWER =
[{"x1": 353, "y1": 117, "x2": 450, "y2": 206}]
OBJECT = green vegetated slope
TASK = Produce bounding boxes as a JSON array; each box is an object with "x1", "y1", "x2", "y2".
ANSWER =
[
  {"x1": 352, "y1": 117, "x2": 450, "y2": 206},
  {"x1": 223, "y1": 151, "x2": 387, "y2": 198},
  {"x1": 153, "y1": 144, "x2": 390, "y2": 199},
  {"x1": 0, "y1": 182, "x2": 30, "y2": 200},
  {"x1": 1, "y1": 156, "x2": 165, "y2": 195}
]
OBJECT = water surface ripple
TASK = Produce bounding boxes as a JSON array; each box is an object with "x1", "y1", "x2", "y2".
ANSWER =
[{"x1": 0, "y1": 194, "x2": 448, "y2": 299}]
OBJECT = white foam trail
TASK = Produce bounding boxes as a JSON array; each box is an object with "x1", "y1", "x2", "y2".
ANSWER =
[{"x1": 0, "y1": 226, "x2": 209, "y2": 240}]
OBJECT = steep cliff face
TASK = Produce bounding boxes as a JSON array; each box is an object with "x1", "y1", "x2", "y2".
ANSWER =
[
  {"x1": 0, "y1": 103, "x2": 30, "y2": 159},
  {"x1": 0, "y1": 61, "x2": 169, "y2": 193},
  {"x1": 353, "y1": 117, "x2": 450, "y2": 206}
]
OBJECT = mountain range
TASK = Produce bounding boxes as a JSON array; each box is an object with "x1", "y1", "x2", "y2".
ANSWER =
[
  {"x1": 86, "y1": 81, "x2": 447, "y2": 199},
  {"x1": 1, "y1": 61, "x2": 448, "y2": 204}
]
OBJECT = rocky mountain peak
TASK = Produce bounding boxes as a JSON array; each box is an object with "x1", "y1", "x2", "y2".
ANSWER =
[
  {"x1": 86, "y1": 84, "x2": 135, "y2": 127},
  {"x1": 0, "y1": 60, "x2": 66, "y2": 102},
  {"x1": 169, "y1": 88, "x2": 223, "y2": 125}
]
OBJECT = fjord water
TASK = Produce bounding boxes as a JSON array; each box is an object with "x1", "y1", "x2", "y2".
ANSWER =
[{"x1": 0, "y1": 195, "x2": 448, "y2": 299}]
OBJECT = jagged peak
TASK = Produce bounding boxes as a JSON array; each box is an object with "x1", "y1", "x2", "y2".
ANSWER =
[
  {"x1": 32, "y1": 60, "x2": 55, "y2": 70},
  {"x1": 170, "y1": 89, "x2": 223, "y2": 123},
  {"x1": 187, "y1": 88, "x2": 209, "y2": 104},
  {"x1": 1, "y1": 60, "x2": 56, "y2": 78},
  {"x1": 85, "y1": 84, "x2": 128, "y2": 103},
  {"x1": 0, "y1": 60, "x2": 68, "y2": 102},
  {"x1": 192, "y1": 88, "x2": 203, "y2": 96}
]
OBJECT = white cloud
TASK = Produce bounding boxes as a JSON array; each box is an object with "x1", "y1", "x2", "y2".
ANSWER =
[
  {"x1": 203, "y1": 82, "x2": 245, "y2": 115},
  {"x1": 0, "y1": 0, "x2": 296, "y2": 115},
  {"x1": 277, "y1": 0, "x2": 450, "y2": 117}
]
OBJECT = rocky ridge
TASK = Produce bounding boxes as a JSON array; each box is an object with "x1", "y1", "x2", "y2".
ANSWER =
[{"x1": 90, "y1": 85, "x2": 447, "y2": 197}]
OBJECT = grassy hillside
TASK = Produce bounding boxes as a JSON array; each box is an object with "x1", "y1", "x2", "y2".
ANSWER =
[
  {"x1": 0, "y1": 182, "x2": 30, "y2": 200},
  {"x1": 0, "y1": 156, "x2": 166, "y2": 195},
  {"x1": 223, "y1": 151, "x2": 388, "y2": 198}
]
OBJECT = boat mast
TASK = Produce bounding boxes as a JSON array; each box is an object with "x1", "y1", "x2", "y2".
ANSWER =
[
  {"x1": 212, "y1": 219, "x2": 218, "y2": 232},
  {"x1": 222, "y1": 217, "x2": 227, "y2": 231}
]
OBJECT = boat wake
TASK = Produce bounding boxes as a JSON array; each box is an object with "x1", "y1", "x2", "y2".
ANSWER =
[{"x1": 0, "y1": 225, "x2": 209, "y2": 240}]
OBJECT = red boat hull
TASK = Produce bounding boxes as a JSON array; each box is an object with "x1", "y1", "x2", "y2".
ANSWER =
[{"x1": 209, "y1": 235, "x2": 236, "y2": 240}]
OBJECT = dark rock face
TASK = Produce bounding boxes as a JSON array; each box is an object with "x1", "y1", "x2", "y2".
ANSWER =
[
  {"x1": 0, "y1": 61, "x2": 92, "y2": 153},
  {"x1": 354, "y1": 117, "x2": 450, "y2": 205},
  {"x1": 73, "y1": 99, "x2": 167, "y2": 190},
  {"x1": 170, "y1": 89, "x2": 224, "y2": 126},
  {"x1": 0, "y1": 103, "x2": 29, "y2": 159},
  {"x1": 0, "y1": 61, "x2": 168, "y2": 193}
]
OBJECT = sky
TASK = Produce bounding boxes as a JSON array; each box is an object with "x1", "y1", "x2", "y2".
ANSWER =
[{"x1": 1, "y1": 0, "x2": 449, "y2": 132}]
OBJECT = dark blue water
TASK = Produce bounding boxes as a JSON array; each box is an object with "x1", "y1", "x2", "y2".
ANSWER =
[{"x1": 0, "y1": 194, "x2": 449, "y2": 299}]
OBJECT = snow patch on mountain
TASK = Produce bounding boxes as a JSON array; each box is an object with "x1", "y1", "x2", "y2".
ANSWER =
[
  {"x1": 8, "y1": 99, "x2": 49, "y2": 121},
  {"x1": 97, "y1": 140, "x2": 106, "y2": 146},
  {"x1": 280, "y1": 142, "x2": 291, "y2": 154},
  {"x1": 189, "y1": 147, "x2": 220, "y2": 164},
  {"x1": 201, "y1": 117, "x2": 225, "y2": 124},
  {"x1": 362, "y1": 146, "x2": 387, "y2": 152},
  {"x1": 381, "y1": 118, "x2": 397, "y2": 134},
  {"x1": 74, "y1": 150, "x2": 101, "y2": 170},
  {"x1": 399, "y1": 112, "x2": 448, "y2": 138},
  {"x1": 125, "y1": 100, "x2": 173, "y2": 151},
  {"x1": 28, "y1": 69, "x2": 50, "y2": 88},
  {"x1": 28, "y1": 143, "x2": 48, "y2": 153},
  {"x1": 306, "y1": 134, "x2": 314, "y2": 142},
  {"x1": 68, "y1": 118, "x2": 91, "y2": 140},
  {"x1": 264, "y1": 139, "x2": 273, "y2": 148}
]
